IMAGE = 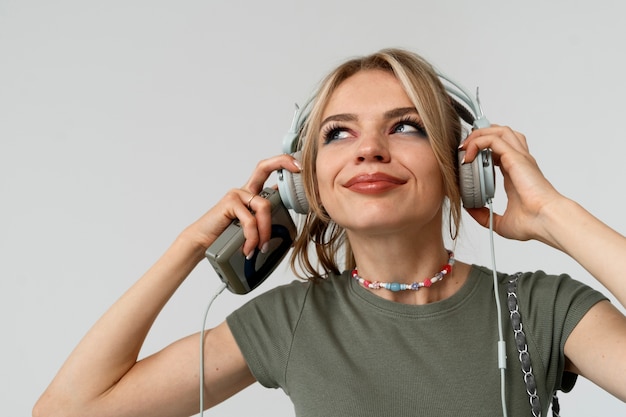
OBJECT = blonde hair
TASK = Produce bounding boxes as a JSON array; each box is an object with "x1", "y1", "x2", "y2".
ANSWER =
[{"x1": 290, "y1": 48, "x2": 464, "y2": 280}]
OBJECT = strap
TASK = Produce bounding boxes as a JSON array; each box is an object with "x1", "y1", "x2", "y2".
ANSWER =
[{"x1": 507, "y1": 273, "x2": 561, "y2": 417}]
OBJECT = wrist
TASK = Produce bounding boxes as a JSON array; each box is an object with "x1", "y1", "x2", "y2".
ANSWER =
[
  {"x1": 172, "y1": 228, "x2": 211, "y2": 266},
  {"x1": 535, "y1": 195, "x2": 582, "y2": 251}
]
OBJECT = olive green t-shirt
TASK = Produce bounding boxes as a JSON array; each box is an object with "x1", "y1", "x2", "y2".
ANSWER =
[{"x1": 227, "y1": 265, "x2": 606, "y2": 417}]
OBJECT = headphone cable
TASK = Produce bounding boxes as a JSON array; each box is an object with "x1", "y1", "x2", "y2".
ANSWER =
[
  {"x1": 487, "y1": 199, "x2": 508, "y2": 417},
  {"x1": 199, "y1": 282, "x2": 228, "y2": 416}
]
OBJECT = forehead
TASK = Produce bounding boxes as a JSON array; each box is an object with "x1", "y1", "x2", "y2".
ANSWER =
[{"x1": 322, "y1": 70, "x2": 414, "y2": 118}]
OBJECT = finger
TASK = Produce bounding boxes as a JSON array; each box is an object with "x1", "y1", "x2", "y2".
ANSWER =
[
  {"x1": 461, "y1": 128, "x2": 528, "y2": 166},
  {"x1": 488, "y1": 127, "x2": 527, "y2": 152},
  {"x1": 243, "y1": 154, "x2": 302, "y2": 194},
  {"x1": 232, "y1": 203, "x2": 261, "y2": 258},
  {"x1": 215, "y1": 189, "x2": 269, "y2": 257},
  {"x1": 243, "y1": 191, "x2": 273, "y2": 254},
  {"x1": 467, "y1": 124, "x2": 527, "y2": 147}
]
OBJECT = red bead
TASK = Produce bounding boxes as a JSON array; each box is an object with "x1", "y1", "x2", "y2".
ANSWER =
[
  {"x1": 363, "y1": 280, "x2": 371, "y2": 288},
  {"x1": 423, "y1": 278, "x2": 432, "y2": 287},
  {"x1": 351, "y1": 269, "x2": 358, "y2": 278},
  {"x1": 442, "y1": 265, "x2": 452, "y2": 274}
]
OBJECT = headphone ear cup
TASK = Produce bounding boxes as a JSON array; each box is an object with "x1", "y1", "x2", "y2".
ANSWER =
[
  {"x1": 277, "y1": 151, "x2": 309, "y2": 214},
  {"x1": 458, "y1": 149, "x2": 495, "y2": 209}
]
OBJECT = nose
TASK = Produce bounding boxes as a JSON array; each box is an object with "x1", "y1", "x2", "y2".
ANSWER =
[{"x1": 356, "y1": 131, "x2": 390, "y2": 163}]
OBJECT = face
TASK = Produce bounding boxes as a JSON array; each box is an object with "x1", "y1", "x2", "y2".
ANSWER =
[{"x1": 315, "y1": 69, "x2": 445, "y2": 236}]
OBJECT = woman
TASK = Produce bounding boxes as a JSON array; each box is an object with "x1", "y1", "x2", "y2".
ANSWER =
[{"x1": 33, "y1": 49, "x2": 626, "y2": 417}]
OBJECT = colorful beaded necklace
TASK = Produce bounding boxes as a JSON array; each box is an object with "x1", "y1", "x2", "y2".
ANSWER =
[{"x1": 351, "y1": 251, "x2": 455, "y2": 292}]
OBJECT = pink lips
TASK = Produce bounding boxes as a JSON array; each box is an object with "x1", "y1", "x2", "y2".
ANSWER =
[{"x1": 343, "y1": 173, "x2": 407, "y2": 193}]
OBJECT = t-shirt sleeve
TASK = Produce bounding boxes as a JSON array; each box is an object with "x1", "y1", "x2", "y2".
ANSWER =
[
  {"x1": 226, "y1": 280, "x2": 311, "y2": 389},
  {"x1": 516, "y1": 271, "x2": 608, "y2": 392}
]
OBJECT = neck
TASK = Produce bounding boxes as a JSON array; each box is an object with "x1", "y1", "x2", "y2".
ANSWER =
[{"x1": 346, "y1": 230, "x2": 468, "y2": 305}]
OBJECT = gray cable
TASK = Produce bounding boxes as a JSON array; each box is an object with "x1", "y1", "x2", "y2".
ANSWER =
[
  {"x1": 199, "y1": 282, "x2": 228, "y2": 416},
  {"x1": 487, "y1": 199, "x2": 508, "y2": 417}
]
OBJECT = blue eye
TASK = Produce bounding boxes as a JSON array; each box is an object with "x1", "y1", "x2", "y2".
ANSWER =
[
  {"x1": 392, "y1": 119, "x2": 427, "y2": 138},
  {"x1": 322, "y1": 125, "x2": 351, "y2": 143}
]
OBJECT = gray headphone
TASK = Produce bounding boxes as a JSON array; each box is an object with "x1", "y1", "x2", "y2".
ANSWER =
[{"x1": 277, "y1": 70, "x2": 495, "y2": 214}]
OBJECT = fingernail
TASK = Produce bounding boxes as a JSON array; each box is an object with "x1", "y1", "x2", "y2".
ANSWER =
[
  {"x1": 246, "y1": 249, "x2": 255, "y2": 260},
  {"x1": 293, "y1": 159, "x2": 302, "y2": 171},
  {"x1": 261, "y1": 242, "x2": 269, "y2": 254},
  {"x1": 460, "y1": 156, "x2": 466, "y2": 165}
]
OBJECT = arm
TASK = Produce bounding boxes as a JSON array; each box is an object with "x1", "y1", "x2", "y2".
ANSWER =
[
  {"x1": 564, "y1": 300, "x2": 626, "y2": 401},
  {"x1": 461, "y1": 125, "x2": 626, "y2": 306},
  {"x1": 461, "y1": 126, "x2": 626, "y2": 401},
  {"x1": 34, "y1": 236, "x2": 254, "y2": 417},
  {"x1": 33, "y1": 155, "x2": 302, "y2": 417}
]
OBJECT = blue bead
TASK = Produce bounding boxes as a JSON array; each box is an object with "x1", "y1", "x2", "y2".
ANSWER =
[{"x1": 390, "y1": 282, "x2": 402, "y2": 292}]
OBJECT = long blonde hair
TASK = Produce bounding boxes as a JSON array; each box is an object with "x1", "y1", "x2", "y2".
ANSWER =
[{"x1": 290, "y1": 48, "x2": 464, "y2": 280}]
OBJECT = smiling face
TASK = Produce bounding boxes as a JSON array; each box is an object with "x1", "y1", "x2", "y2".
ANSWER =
[{"x1": 315, "y1": 69, "x2": 445, "y2": 237}]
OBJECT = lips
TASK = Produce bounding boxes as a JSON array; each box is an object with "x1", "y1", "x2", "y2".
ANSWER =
[{"x1": 343, "y1": 173, "x2": 407, "y2": 193}]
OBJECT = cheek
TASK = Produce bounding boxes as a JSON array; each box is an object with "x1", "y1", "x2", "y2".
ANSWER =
[
  {"x1": 427, "y1": 165, "x2": 446, "y2": 201},
  {"x1": 423, "y1": 161, "x2": 445, "y2": 192},
  {"x1": 402, "y1": 149, "x2": 445, "y2": 195},
  {"x1": 314, "y1": 149, "x2": 345, "y2": 210},
  {"x1": 314, "y1": 159, "x2": 333, "y2": 204}
]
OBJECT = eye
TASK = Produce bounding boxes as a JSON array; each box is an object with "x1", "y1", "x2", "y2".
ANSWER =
[
  {"x1": 322, "y1": 124, "x2": 352, "y2": 144},
  {"x1": 392, "y1": 118, "x2": 428, "y2": 138}
]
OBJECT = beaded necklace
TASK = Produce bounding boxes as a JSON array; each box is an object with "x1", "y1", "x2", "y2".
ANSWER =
[{"x1": 351, "y1": 251, "x2": 455, "y2": 292}]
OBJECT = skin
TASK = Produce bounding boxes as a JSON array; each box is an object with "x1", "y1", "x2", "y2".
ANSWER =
[
  {"x1": 33, "y1": 69, "x2": 626, "y2": 417},
  {"x1": 315, "y1": 70, "x2": 468, "y2": 305},
  {"x1": 317, "y1": 70, "x2": 445, "y2": 236},
  {"x1": 461, "y1": 124, "x2": 626, "y2": 399}
]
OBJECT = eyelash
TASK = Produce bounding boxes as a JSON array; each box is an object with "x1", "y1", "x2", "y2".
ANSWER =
[
  {"x1": 322, "y1": 116, "x2": 428, "y2": 144},
  {"x1": 322, "y1": 123, "x2": 346, "y2": 144},
  {"x1": 394, "y1": 116, "x2": 428, "y2": 137}
]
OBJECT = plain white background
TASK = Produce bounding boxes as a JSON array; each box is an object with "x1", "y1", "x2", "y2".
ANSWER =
[{"x1": 2, "y1": 1, "x2": 625, "y2": 415}]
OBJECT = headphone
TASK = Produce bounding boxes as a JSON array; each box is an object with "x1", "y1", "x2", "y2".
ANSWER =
[{"x1": 277, "y1": 69, "x2": 495, "y2": 213}]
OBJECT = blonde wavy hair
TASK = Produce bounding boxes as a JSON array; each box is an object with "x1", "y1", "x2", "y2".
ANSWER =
[{"x1": 290, "y1": 48, "x2": 464, "y2": 280}]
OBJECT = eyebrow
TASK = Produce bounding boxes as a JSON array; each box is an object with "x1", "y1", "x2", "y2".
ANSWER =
[{"x1": 320, "y1": 107, "x2": 419, "y2": 126}]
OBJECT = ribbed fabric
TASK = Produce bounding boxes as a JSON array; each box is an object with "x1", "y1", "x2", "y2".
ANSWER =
[{"x1": 227, "y1": 265, "x2": 606, "y2": 417}]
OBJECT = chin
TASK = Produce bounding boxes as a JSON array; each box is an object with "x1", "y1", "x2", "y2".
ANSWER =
[
  {"x1": 340, "y1": 216, "x2": 417, "y2": 235},
  {"x1": 335, "y1": 207, "x2": 443, "y2": 237}
]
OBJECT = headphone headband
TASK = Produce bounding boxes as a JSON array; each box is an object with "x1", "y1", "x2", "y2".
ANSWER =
[{"x1": 436, "y1": 70, "x2": 490, "y2": 129}]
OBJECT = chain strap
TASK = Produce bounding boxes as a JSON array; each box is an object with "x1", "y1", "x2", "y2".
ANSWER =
[{"x1": 507, "y1": 273, "x2": 561, "y2": 417}]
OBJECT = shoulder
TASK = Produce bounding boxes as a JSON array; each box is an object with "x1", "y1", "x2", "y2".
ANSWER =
[
  {"x1": 472, "y1": 265, "x2": 609, "y2": 394},
  {"x1": 471, "y1": 265, "x2": 607, "y2": 336},
  {"x1": 471, "y1": 265, "x2": 605, "y2": 303},
  {"x1": 227, "y1": 273, "x2": 348, "y2": 326},
  {"x1": 228, "y1": 279, "x2": 310, "y2": 322},
  {"x1": 511, "y1": 269, "x2": 606, "y2": 311},
  {"x1": 483, "y1": 265, "x2": 607, "y2": 339},
  {"x1": 224, "y1": 274, "x2": 348, "y2": 388}
]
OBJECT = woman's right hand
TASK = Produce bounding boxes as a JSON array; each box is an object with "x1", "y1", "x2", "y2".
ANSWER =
[
  {"x1": 183, "y1": 154, "x2": 302, "y2": 258},
  {"x1": 33, "y1": 153, "x2": 303, "y2": 417}
]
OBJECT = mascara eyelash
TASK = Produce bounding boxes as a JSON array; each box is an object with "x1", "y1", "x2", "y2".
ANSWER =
[
  {"x1": 321, "y1": 122, "x2": 344, "y2": 144},
  {"x1": 397, "y1": 116, "x2": 428, "y2": 137}
]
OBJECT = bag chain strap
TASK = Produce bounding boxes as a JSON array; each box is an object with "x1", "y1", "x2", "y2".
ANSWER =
[{"x1": 507, "y1": 273, "x2": 561, "y2": 417}]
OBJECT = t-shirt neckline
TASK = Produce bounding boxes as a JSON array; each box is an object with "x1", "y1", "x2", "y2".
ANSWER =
[{"x1": 346, "y1": 264, "x2": 485, "y2": 318}]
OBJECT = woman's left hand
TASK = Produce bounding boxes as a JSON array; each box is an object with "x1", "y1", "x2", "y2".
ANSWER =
[
  {"x1": 462, "y1": 126, "x2": 626, "y2": 402},
  {"x1": 459, "y1": 124, "x2": 564, "y2": 244},
  {"x1": 461, "y1": 125, "x2": 626, "y2": 305}
]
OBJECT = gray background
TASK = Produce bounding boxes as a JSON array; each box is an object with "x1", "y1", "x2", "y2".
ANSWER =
[{"x1": 2, "y1": 1, "x2": 625, "y2": 415}]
